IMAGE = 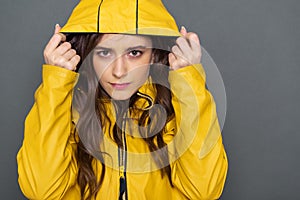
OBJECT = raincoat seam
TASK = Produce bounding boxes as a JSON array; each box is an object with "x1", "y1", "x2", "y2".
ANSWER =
[
  {"x1": 97, "y1": 0, "x2": 104, "y2": 33},
  {"x1": 136, "y1": 0, "x2": 138, "y2": 34}
]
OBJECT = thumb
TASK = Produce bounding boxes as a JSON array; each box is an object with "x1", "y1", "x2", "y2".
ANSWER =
[
  {"x1": 54, "y1": 24, "x2": 66, "y2": 42},
  {"x1": 54, "y1": 24, "x2": 61, "y2": 34},
  {"x1": 180, "y1": 26, "x2": 187, "y2": 36}
]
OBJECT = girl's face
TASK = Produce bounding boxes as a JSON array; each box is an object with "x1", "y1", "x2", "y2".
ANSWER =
[{"x1": 93, "y1": 34, "x2": 153, "y2": 100}]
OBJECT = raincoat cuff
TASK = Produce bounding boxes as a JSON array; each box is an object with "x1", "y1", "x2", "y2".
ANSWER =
[
  {"x1": 168, "y1": 64, "x2": 206, "y2": 89},
  {"x1": 42, "y1": 64, "x2": 79, "y2": 89}
]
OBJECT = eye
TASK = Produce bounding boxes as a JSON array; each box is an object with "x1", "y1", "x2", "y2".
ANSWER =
[
  {"x1": 96, "y1": 50, "x2": 111, "y2": 57},
  {"x1": 128, "y1": 50, "x2": 143, "y2": 57}
]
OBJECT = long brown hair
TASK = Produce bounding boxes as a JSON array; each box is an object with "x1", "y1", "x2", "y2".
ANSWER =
[{"x1": 68, "y1": 33, "x2": 176, "y2": 199}]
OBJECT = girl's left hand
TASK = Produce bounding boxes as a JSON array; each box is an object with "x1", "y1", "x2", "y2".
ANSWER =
[{"x1": 169, "y1": 26, "x2": 202, "y2": 70}]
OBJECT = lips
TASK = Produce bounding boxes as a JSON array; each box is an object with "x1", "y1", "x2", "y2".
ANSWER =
[{"x1": 110, "y1": 82, "x2": 131, "y2": 90}]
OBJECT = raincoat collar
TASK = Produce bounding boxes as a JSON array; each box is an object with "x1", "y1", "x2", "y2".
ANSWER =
[{"x1": 135, "y1": 76, "x2": 156, "y2": 110}]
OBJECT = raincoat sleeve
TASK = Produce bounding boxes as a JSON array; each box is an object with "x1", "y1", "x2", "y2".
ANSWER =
[
  {"x1": 17, "y1": 65, "x2": 79, "y2": 199},
  {"x1": 167, "y1": 64, "x2": 228, "y2": 199}
]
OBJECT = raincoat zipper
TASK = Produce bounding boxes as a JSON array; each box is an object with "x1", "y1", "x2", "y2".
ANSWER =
[{"x1": 118, "y1": 115, "x2": 128, "y2": 200}]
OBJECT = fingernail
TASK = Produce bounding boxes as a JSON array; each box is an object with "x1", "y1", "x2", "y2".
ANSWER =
[
  {"x1": 181, "y1": 26, "x2": 187, "y2": 32},
  {"x1": 55, "y1": 23, "x2": 60, "y2": 28}
]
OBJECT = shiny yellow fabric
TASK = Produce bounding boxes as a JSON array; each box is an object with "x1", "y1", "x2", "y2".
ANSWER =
[
  {"x1": 60, "y1": 0, "x2": 180, "y2": 36},
  {"x1": 17, "y1": 64, "x2": 227, "y2": 199}
]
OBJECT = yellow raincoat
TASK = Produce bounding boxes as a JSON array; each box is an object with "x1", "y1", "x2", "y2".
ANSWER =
[{"x1": 17, "y1": 0, "x2": 228, "y2": 199}]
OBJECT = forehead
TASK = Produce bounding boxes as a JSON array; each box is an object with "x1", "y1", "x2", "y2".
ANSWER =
[{"x1": 97, "y1": 34, "x2": 152, "y2": 48}]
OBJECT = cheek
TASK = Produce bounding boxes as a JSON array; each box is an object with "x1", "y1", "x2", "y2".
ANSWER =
[
  {"x1": 128, "y1": 54, "x2": 152, "y2": 74},
  {"x1": 132, "y1": 65, "x2": 150, "y2": 81},
  {"x1": 93, "y1": 58, "x2": 108, "y2": 80}
]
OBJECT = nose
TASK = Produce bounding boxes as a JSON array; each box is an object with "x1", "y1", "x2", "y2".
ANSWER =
[{"x1": 112, "y1": 55, "x2": 127, "y2": 78}]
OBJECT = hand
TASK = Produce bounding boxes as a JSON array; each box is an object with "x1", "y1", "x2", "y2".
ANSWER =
[
  {"x1": 169, "y1": 26, "x2": 202, "y2": 70},
  {"x1": 43, "y1": 24, "x2": 80, "y2": 71}
]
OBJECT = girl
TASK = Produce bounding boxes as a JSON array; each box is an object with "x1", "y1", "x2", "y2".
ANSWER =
[{"x1": 17, "y1": 0, "x2": 228, "y2": 199}]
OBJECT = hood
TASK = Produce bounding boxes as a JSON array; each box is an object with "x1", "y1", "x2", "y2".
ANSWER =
[{"x1": 60, "y1": 0, "x2": 180, "y2": 36}]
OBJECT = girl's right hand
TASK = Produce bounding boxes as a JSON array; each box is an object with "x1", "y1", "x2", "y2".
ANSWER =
[{"x1": 43, "y1": 24, "x2": 80, "y2": 71}]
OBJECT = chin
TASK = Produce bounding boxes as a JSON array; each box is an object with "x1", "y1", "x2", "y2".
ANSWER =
[
  {"x1": 111, "y1": 96, "x2": 130, "y2": 101},
  {"x1": 110, "y1": 92, "x2": 133, "y2": 101}
]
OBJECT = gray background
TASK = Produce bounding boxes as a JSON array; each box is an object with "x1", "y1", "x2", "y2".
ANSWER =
[{"x1": 0, "y1": 0, "x2": 299, "y2": 199}]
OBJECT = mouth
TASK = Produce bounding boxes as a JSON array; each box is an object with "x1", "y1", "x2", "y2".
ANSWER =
[{"x1": 110, "y1": 82, "x2": 131, "y2": 90}]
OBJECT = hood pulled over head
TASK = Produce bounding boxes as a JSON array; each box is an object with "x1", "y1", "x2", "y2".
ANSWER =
[{"x1": 60, "y1": 0, "x2": 180, "y2": 36}]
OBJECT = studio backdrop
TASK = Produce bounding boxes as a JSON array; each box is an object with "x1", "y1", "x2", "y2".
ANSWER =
[{"x1": 0, "y1": 0, "x2": 299, "y2": 199}]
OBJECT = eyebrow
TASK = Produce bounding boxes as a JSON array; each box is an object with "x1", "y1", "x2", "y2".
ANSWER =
[
  {"x1": 127, "y1": 46, "x2": 148, "y2": 51},
  {"x1": 94, "y1": 45, "x2": 149, "y2": 51}
]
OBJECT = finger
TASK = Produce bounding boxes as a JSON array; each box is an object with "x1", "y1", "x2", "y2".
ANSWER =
[
  {"x1": 57, "y1": 33, "x2": 66, "y2": 42},
  {"x1": 171, "y1": 45, "x2": 184, "y2": 58},
  {"x1": 168, "y1": 52, "x2": 179, "y2": 70},
  {"x1": 44, "y1": 34, "x2": 65, "y2": 57},
  {"x1": 169, "y1": 57, "x2": 189, "y2": 70},
  {"x1": 175, "y1": 37, "x2": 191, "y2": 55},
  {"x1": 63, "y1": 49, "x2": 77, "y2": 61},
  {"x1": 44, "y1": 25, "x2": 66, "y2": 55},
  {"x1": 185, "y1": 32, "x2": 200, "y2": 50},
  {"x1": 54, "y1": 24, "x2": 66, "y2": 41},
  {"x1": 187, "y1": 32, "x2": 200, "y2": 44},
  {"x1": 180, "y1": 26, "x2": 187, "y2": 36},
  {"x1": 52, "y1": 42, "x2": 72, "y2": 57},
  {"x1": 67, "y1": 55, "x2": 81, "y2": 71},
  {"x1": 185, "y1": 32, "x2": 202, "y2": 62},
  {"x1": 54, "y1": 24, "x2": 61, "y2": 34},
  {"x1": 168, "y1": 52, "x2": 176, "y2": 66}
]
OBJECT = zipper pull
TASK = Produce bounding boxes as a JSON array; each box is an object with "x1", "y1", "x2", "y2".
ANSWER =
[
  {"x1": 119, "y1": 172, "x2": 126, "y2": 200},
  {"x1": 119, "y1": 165, "x2": 125, "y2": 178}
]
